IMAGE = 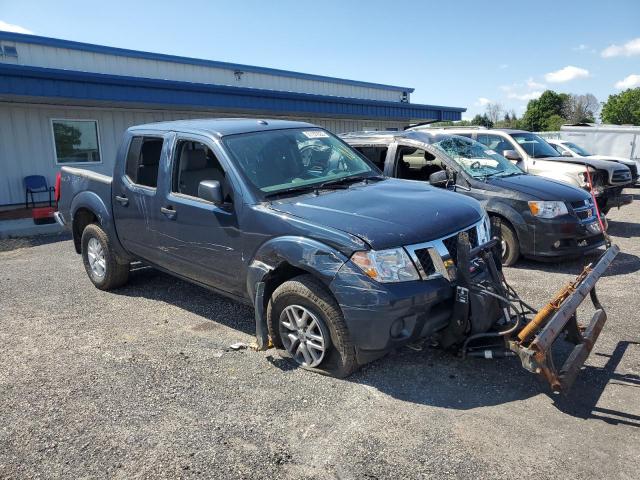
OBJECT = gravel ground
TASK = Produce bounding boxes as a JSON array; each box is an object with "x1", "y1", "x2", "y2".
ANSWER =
[{"x1": 1, "y1": 192, "x2": 639, "y2": 480}]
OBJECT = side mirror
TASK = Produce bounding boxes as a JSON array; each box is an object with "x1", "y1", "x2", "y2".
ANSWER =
[
  {"x1": 198, "y1": 180, "x2": 223, "y2": 204},
  {"x1": 503, "y1": 149, "x2": 522, "y2": 162},
  {"x1": 429, "y1": 170, "x2": 449, "y2": 187}
]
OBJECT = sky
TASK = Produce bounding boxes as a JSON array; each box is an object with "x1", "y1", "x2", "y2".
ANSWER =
[{"x1": 1, "y1": 0, "x2": 639, "y2": 119}]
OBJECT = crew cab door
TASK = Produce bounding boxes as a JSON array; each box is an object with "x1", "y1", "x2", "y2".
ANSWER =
[
  {"x1": 153, "y1": 134, "x2": 244, "y2": 296},
  {"x1": 112, "y1": 133, "x2": 168, "y2": 264}
]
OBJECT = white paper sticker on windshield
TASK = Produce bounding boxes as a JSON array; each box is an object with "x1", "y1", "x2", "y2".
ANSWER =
[
  {"x1": 485, "y1": 150, "x2": 497, "y2": 155},
  {"x1": 302, "y1": 130, "x2": 329, "y2": 138}
]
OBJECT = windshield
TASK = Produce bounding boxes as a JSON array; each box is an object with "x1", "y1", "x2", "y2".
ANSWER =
[
  {"x1": 564, "y1": 142, "x2": 592, "y2": 156},
  {"x1": 510, "y1": 132, "x2": 561, "y2": 158},
  {"x1": 222, "y1": 128, "x2": 378, "y2": 196},
  {"x1": 432, "y1": 135, "x2": 523, "y2": 178}
]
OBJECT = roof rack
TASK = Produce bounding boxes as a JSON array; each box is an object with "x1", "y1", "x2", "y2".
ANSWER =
[
  {"x1": 339, "y1": 130, "x2": 397, "y2": 137},
  {"x1": 406, "y1": 125, "x2": 488, "y2": 131}
]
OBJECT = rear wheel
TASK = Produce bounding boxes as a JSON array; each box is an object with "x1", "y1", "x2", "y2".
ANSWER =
[
  {"x1": 81, "y1": 223, "x2": 130, "y2": 290},
  {"x1": 267, "y1": 275, "x2": 357, "y2": 377},
  {"x1": 493, "y1": 217, "x2": 520, "y2": 266}
]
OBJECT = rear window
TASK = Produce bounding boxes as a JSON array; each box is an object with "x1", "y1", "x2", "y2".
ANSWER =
[{"x1": 125, "y1": 136, "x2": 163, "y2": 188}]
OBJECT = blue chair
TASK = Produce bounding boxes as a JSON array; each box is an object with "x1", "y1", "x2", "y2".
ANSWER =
[{"x1": 24, "y1": 175, "x2": 54, "y2": 208}]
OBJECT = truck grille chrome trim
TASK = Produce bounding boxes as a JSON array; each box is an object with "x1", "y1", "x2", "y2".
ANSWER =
[{"x1": 404, "y1": 218, "x2": 488, "y2": 281}]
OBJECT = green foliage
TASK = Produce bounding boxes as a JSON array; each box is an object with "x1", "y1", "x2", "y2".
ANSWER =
[
  {"x1": 544, "y1": 114, "x2": 565, "y2": 131},
  {"x1": 520, "y1": 90, "x2": 569, "y2": 131},
  {"x1": 601, "y1": 88, "x2": 640, "y2": 125},
  {"x1": 470, "y1": 113, "x2": 493, "y2": 128},
  {"x1": 53, "y1": 123, "x2": 82, "y2": 158}
]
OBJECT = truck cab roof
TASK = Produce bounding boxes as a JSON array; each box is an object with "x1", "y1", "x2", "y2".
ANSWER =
[{"x1": 129, "y1": 118, "x2": 316, "y2": 138}]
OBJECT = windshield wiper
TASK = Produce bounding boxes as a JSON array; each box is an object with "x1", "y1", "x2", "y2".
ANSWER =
[
  {"x1": 264, "y1": 184, "x2": 319, "y2": 199},
  {"x1": 315, "y1": 174, "x2": 383, "y2": 191}
]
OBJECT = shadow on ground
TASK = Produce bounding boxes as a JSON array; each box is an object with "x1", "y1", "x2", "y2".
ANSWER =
[
  {"x1": 112, "y1": 265, "x2": 255, "y2": 336},
  {"x1": 512, "y1": 249, "x2": 640, "y2": 277},
  {"x1": 112, "y1": 263, "x2": 639, "y2": 426},
  {"x1": 0, "y1": 232, "x2": 71, "y2": 252}
]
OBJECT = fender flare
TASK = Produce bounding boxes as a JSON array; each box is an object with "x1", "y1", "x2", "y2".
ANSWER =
[
  {"x1": 70, "y1": 191, "x2": 129, "y2": 259},
  {"x1": 246, "y1": 236, "x2": 349, "y2": 349}
]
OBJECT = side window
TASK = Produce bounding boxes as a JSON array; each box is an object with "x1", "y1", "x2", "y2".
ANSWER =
[
  {"x1": 354, "y1": 146, "x2": 388, "y2": 171},
  {"x1": 125, "y1": 136, "x2": 163, "y2": 188},
  {"x1": 395, "y1": 146, "x2": 444, "y2": 181},
  {"x1": 477, "y1": 134, "x2": 511, "y2": 155},
  {"x1": 172, "y1": 140, "x2": 229, "y2": 201}
]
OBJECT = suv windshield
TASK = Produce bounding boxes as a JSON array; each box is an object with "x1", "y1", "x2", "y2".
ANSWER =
[
  {"x1": 510, "y1": 132, "x2": 561, "y2": 158},
  {"x1": 564, "y1": 142, "x2": 592, "y2": 156},
  {"x1": 223, "y1": 128, "x2": 378, "y2": 196},
  {"x1": 432, "y1": 135, "x2": 523, "y2": 178}
]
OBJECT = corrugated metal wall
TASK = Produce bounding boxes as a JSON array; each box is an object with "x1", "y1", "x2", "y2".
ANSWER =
[
  {"x1": 6, "y1": 41, "x2": 405, "y2": 103},
  {"x1": 0, "y1": 102, "x2": 406, "y2": 206}
]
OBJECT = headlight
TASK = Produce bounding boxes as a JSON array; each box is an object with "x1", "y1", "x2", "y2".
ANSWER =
[
  {"x1": 528, "y1": 201, "x2": 568, "y2": 218},
  {"x1": 351, "y1": 248, "x2": 420, "y2": 283}
]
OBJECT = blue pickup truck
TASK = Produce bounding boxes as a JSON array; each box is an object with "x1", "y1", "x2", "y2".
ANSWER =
[{"x1": 56, "y1": 118, "x2": 617, "y2": 390}]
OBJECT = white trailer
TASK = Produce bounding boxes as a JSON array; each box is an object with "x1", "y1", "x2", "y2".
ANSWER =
[{"x1": 560, "y1": 123, "x2": 640, "y2": 161}]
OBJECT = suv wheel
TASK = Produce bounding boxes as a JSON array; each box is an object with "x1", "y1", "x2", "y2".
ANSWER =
[
  {"x1": 267, "y1": 274, "x2": 357, "y2": 377},
  {"x1": 81, "y1": 223, "x2": 130, "y2": 290}
]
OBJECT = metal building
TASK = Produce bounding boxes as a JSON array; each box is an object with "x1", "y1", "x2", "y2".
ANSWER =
[{"x1": 0, "y1": 31, "x2": 465, "y2": 207}]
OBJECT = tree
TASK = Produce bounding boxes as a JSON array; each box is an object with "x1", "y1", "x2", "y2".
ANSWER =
[
  {"x1": 601, "y1": 88, "x2": 640, "y2": 125},
  {"x1": 520, "y1": 90, "x2": 569, "y2": 131},
  {"x1": 470, "y1": 113, "x2": 493, "y2": 128},
  {"x1": 53, "y1": 123, "x2": 82, "y2": 158},
  {"x1": 545, "y1": 114, "x2": 566, "y2": 131},
  {"x1": 485, "y1": 102, "x2": 504, "y2": 125},
  {"x1": 563, "y1": 93, "x2": 599, "y2": 123}
]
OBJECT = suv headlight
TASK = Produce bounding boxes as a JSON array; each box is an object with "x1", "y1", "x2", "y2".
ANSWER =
[
  {"x1": 528, "y1": 201, "x2": 568, "y2": 218},
  {"x1": 351, "y1": 248, "x2": 420, "y2": 283}
]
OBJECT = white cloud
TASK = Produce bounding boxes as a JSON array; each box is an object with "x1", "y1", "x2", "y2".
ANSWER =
[
  {"x1": 475, "y1": 97, "x2": 492, "y2": 106},
  {"x1": 544, "y1": 65, "x2": 590, "y2": 83},
  {"x1": 574, "y1": 44, "x2": 588, "y2": 51},
  {"x1": 615, "y1": 74, "x2": 640, "y2": 89},
  {"x1": 507, "y1": 91, "x2": 543, "y2": 101},
  {"x1": 0, "y1": 20, "x2": 33, "y2": 34},
  {"x1": 526, "y1": 77, "x2": 546, "y2": 89},
  {"x1": 601, "y1": 38, "x2": 640, "y2": 58},
  {"x1": 498, "y1": 64, "x2": 508, "y2": 70}
]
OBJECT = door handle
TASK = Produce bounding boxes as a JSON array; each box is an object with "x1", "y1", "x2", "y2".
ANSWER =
[
  {"x1": 115, "y1": 195, "x2": 128, "y2": 206},
  {"x1": 160, "y1": 206, "x2": 177, "y2": 219}
]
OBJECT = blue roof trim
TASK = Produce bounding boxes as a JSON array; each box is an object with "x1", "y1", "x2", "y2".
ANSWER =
[
  {"x1": 0, "y1": 64, "x2": 465, "y2": 121},
  {"x1": 0, "y1": 31, "x2": 415, "y2": 93}
]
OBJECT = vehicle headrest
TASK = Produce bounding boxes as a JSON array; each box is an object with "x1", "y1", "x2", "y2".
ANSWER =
[
  {"x1": 140, "y1": 140, "x2": 163, "y2": 165},
  {"x1": 182, "y1": 149, "x2": 208, "y2": 171}
]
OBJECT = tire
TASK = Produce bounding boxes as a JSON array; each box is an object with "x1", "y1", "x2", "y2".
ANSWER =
[
  {"x1": 81, "y1": 223, "x2": 130, "y2": 290},
  {"x1": 494, "y1": 217, "x2": 520, "y2": 266},
  {"x1": 267, "y1": 274, "x2": 358, "y2": 378}
]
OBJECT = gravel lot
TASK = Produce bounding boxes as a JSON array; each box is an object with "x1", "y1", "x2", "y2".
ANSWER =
[{"x1": 1, "y1": 191, "x2": 639, "y2": 480}]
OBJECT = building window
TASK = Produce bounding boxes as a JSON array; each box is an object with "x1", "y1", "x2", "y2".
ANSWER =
[{"x1": 51, "y1": 119, "x2": 101, "y2": 164}]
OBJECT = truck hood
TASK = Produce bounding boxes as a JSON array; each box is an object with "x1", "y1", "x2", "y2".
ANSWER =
[
  {"x1": 546, "y1": 156, "x2": 626, "y2": 173},
  {"x1": 486, "y1": 174, "x2": 589, "y2": 202},
  {"x1": 587, "y1": 155, "x2": 637, "y2": 167},
  {"x1": 268, "y1": 178, "x2": 484, "y2": 250}
]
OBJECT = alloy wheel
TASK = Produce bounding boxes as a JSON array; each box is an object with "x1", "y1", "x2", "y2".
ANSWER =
[{"x1": 279, "y1": 304, "x2": 327, "y2": 367}]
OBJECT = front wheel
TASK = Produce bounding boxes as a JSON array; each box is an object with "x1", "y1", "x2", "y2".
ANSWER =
[
  {"x1": 81, "y1": 223, "x2": 130, "y2": 290},
  {"x1": 493, "y1": 217, "x2": 520, "y2": 266},
  {"x1": 267, "y1": 275, "x2": 357, "y2": 377}
]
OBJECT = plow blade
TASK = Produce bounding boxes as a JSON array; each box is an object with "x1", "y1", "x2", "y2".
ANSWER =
[{"x1": 509, "y1": 245, "x2": 619, "y2": 392}]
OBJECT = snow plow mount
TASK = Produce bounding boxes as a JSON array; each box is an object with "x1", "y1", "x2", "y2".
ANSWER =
[
  {"x1": 452, "y1": 232, "x2": 619, "y2": 393},
  {"x1": 508, "y1": 244, "x2": 619, "y2": 392}
]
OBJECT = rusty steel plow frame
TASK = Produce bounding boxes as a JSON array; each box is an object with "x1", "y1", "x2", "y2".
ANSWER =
[{"x1": 508, "y1": 244, "x2": 620, "y2": 393}]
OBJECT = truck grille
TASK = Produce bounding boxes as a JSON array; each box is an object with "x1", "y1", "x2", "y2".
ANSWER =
[
  {"x1": 413, "y1": 248, "x2": 436, "y2": 277},
  {"x1": 612, "y1": 169, "x2": 632, "y2": 183},
  {"x1": 442, "y1": 226, "x2": 478, "y2": 261},
  {"x1": 405, "y1": 220, "x2": 486, "y2": 281},
  {"x1": 569, "y1": 199, "x2": 596, "y2": 223}
]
